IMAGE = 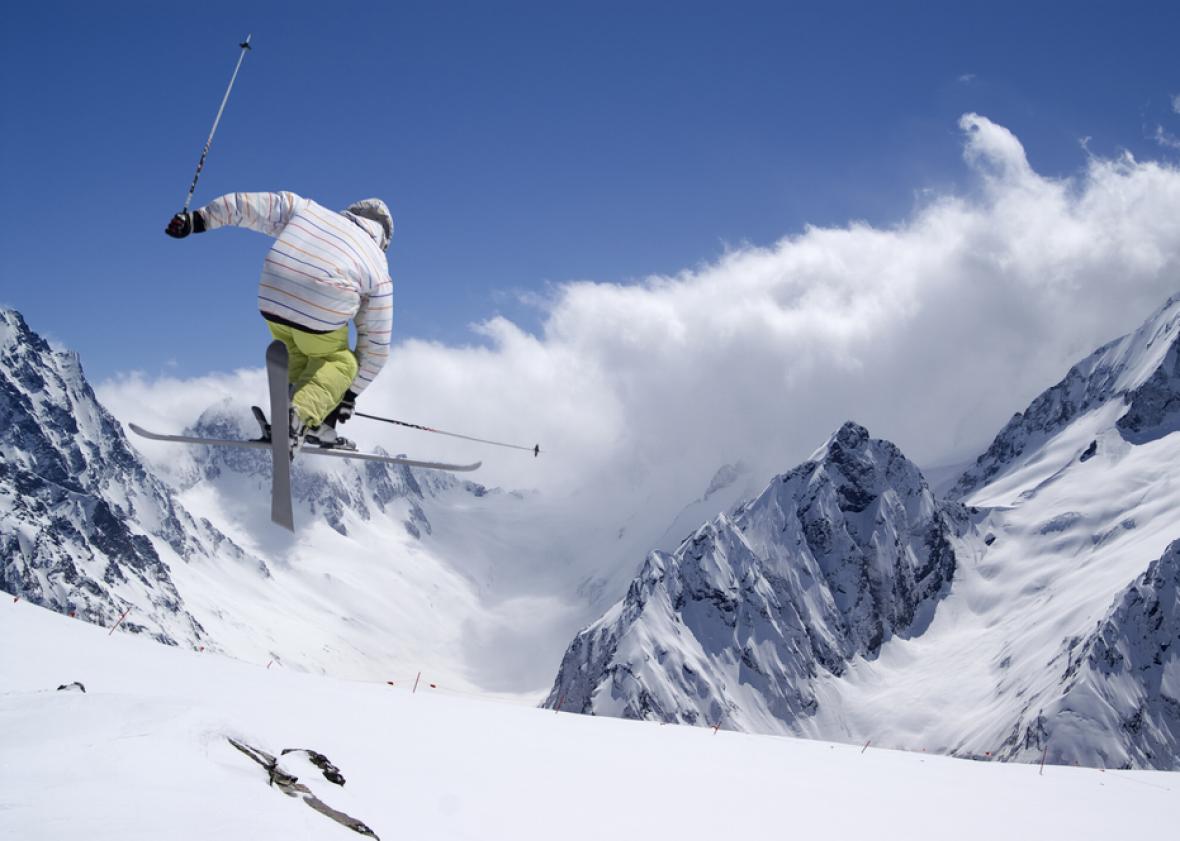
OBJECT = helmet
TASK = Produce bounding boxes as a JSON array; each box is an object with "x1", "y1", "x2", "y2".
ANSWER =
[{"x1": 342, "y1": 199, "x2": 393, "y2": 251}]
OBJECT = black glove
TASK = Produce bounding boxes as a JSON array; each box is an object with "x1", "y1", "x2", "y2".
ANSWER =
[
  {"x1": 165, "y1": 210, "x2": 206, "y2": 238},
  {"x1": 336, "y1": 390, "x2": 358, "y2": 424}
]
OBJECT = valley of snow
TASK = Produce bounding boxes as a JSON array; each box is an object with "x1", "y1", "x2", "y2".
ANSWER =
[
  {"x1": 1, "y1": 599, "x2": 1174, "y2": 841},
  {"x1": 124, "y1": 407, "x2": 694, "y2": 698}
]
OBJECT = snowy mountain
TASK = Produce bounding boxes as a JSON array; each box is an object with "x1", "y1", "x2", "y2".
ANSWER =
[
  {"x1": 545, "y1": 293, "x2": 1180, "y2": 769},
  {"x1": 545, "y1": 421, "x2": 966, "y2": 729},
  {"x1": 953, "y1": 292, "x2": 1180, "y2": 497},
  {"x1": 0, "y1": 308, "x2": 263, "y2": 647},
  {"x1": 5, "y1": 291, "x2": 1179, "y2": 769}
]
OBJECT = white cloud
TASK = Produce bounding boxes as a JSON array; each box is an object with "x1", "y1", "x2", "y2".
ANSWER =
[
  {"x1": 1154, "y1": 125, "x2": 1180, "y2": 151},
  {"x1": 959, "y1": 112, "x2": 1033, "y2": 181},
  {"x1": 98, "y1": 115, "x2": 1180, "y2": 534},
  {"x1": 1173, "y1": 93, "x2": 1180, "y2": 114},
  {"x1": 97, "y1": 368, "x2": 266, "y2": 478},
  {"x1": 958, "y1": 73, "x2": 976, "y2": 84}
]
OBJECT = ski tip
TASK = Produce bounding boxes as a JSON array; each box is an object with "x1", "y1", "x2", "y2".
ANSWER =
[{"x1": 265, "y1": 340, "x2": 288, "y2": 364}]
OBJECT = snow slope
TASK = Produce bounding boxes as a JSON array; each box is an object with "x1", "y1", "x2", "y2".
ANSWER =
[{"x1": 1, "y1": 599, "x2": 1173, "y2": 841}]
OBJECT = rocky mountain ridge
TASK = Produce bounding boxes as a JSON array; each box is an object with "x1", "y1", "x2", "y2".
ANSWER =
[
  {"x1": 546, "y1": 422, "x2": 968, "y2": 731},
  {"x1": 545, "y1": 293, "x2": 1180, "y2": 769},
  {"x1": 0, "y1": 308, "x2": 262, "y2": 646}
]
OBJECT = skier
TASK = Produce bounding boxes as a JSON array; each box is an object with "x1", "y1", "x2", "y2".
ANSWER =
[{"x1": 165, "y1": 192, "x2": 393, "y2": 457}]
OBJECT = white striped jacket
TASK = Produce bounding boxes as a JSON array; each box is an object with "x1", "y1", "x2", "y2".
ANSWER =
[{"x1": 198, "y1": 191, "x2": 393, "y2": 394}]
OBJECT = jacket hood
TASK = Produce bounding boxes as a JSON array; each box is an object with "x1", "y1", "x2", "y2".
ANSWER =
[{"x1": 341, "y1": 198, "x2": 393, "y2": 251}]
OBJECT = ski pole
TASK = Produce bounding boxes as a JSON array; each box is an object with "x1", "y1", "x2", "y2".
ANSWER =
[
  {"x1": 354, "y1": 411, "x2": 541, "y2": 457},
  {"x1": 182, "y1": 34, "x2": 253, "y2": 211}
]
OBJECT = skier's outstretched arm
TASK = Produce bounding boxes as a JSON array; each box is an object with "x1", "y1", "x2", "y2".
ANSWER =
[
  {"x1": 195, "y1": 191, "x2": 305, "y2": 237},
  {"x1": 166, "y1": 192, "x2": 304, "y2": 239},
  {"x1": 351, "y1": 277, "x2": 393, "y2": 396}
]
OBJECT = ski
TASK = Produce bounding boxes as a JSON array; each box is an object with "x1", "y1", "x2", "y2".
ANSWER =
[
  {"x1": 266, "y1": 340, "x2": 294, "y2": 531},
  {"x1": 127, "y1": 424, "x2": 483, "y2": 472}
]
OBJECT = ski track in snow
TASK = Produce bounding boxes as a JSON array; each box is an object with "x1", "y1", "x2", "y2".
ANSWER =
[{"x1": 0, "y1": 600, "x2": 1173, "y2": 841}]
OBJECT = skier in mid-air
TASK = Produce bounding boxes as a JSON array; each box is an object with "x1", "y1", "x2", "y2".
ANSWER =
[
  {"x1": 138, "y1": 41, "x2": 488, "y2": 530},
  {"x1": 165, "y1": 192, "x2": 393, "y2": 457}
]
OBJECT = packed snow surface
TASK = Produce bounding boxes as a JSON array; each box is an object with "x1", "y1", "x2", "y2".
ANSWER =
[{"x1": 1, "y1": 600, "x2": 1174, "y2": 841}]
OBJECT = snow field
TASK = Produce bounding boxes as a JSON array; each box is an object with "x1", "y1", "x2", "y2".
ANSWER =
[{"x1": 2, "y1": 598, "x2": 1174, "y2": 841}]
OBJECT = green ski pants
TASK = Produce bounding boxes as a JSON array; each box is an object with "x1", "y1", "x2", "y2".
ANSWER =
[{"x1": 266, "y1": 322, "x2": 358, "y2": 428}]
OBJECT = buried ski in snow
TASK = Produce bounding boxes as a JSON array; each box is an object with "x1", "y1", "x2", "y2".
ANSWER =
[{"x1": 127, "y1": 423, "x2": 483, "y2": 472}]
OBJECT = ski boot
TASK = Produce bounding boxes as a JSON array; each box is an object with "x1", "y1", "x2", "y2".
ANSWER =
[
  {"x1": 289, "y1": 409, "x2": 310, "y2": 461},
  {"x1": 306, "y1": 419, "x2": 357, "y2": 452}
]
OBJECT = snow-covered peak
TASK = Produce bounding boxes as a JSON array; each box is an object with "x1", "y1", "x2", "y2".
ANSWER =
[
  {"x1": 0, "y1": 307, "x2": 33, "y2": 351},
  {"x1": 546, "y1": 423, "x2": 962, "y2": 729},
  {"x1": 737, "y1": 421, "x2": 939, "y2": 572},
  {"x1": 803, "y1": 420, "x2": 929, "y2": 503},
  {"x1": 1092, "y1": 292, "x2": 1180, "y2": 394},
  {"x1": 953, "y1": 292, "x2": 1180, "y2": 497},
  {"x1": 806, "y1": 418, "x2": 871, "y2": 462}
]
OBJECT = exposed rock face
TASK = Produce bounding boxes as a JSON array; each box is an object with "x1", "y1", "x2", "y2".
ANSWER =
[
  {"x1": 0, "y1": 308, "x2": 262, "y2": 645},
  {"x1": 1002, "y1": 540, "x2": 1180, "y2": 769},
  {"x1": 1116, "y1": 337, "x2": 1180, "y2": 444},
  {"x1": 545, "y1": 422, "x2": 965, "y2": 731}
]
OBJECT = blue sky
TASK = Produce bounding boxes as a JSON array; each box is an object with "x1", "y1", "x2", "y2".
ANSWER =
[{"x1": 2, "y1": 0, "x2": 1178, "y2": 382}]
